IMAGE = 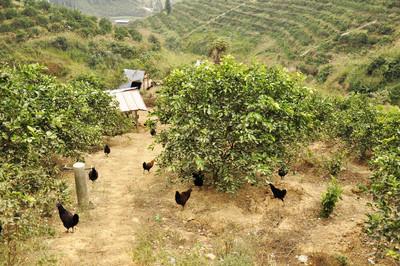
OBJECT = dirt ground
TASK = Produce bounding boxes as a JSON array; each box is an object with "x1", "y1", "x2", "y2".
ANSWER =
[{"x1": 45, "y1": 112, "x2": 397, "y2": 266}]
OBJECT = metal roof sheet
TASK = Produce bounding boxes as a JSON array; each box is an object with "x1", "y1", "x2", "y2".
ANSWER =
[
  {"x1": 107, "y1": 88, "x2": 147, "y2": 112},
  {"x1": 118, "y1": 69, "x2": 146, "y2": 89}
]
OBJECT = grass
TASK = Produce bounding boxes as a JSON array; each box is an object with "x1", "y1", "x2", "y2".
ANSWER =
[
  {"x1": 132, "y1": 0, "x2": 400, "y2": 97},
  {"x1": 131, "y1": 222, "x2": 256, "y2": 266}
]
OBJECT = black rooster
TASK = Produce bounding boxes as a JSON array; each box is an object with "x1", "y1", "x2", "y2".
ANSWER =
[
  {"x1": 269, "y1": 183, "x2": 287, "y2": 202},
  {"x1": 88, "y1": 167, "x2": 98, "y2": 183},
  {"x1": 193, "y1": 171, "x2": 204, "y2": 188},
  {"x1": 104, "y1": 144, "x2": 111, "y2": 157},
  {"x1": 143, "y1": 159, "x2": 155, "y2": 173},
  {"x1": 278, "y1": 164, "x2": 289, "y2": 179},
  {"x1": 56, "y1": 203, "x2": 79, "y2": 233},
  {"x1": 175, "y1": 188, "x2": 192, "y2": 209},
  {"x1": 150, "y1": 128, "x2": 156, "y2": 136}
]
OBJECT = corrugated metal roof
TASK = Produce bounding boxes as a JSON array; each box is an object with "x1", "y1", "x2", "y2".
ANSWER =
[
  {"x1": 107, "y1": 88, "x2": 147, "y2": 112},
  {"x1": 118, "y1": 69, "x2": 146, "y2": 89}
]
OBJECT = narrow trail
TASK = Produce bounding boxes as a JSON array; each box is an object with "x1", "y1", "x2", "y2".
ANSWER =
[{"x1": 47, "y1": 112, "x2": 159, "y2": 266}]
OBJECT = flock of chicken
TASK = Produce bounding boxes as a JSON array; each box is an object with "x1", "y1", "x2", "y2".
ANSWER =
[{"x1": 56, "y1": 141, "x2": 289, "y2": 233}]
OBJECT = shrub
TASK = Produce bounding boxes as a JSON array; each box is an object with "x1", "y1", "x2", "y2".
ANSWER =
[
  {"x1": 366, "y1": 107, "x2": 400, "y2": 259},
  {"x1": 51, "y1": 36, "x2": 69, "y2": 51},
  {"x1": 148, "y1": 34, "x2": 161, "y2": 51},
  {"x1": 114, "y1": 26, "x2": 129, "y2": 40},
  {"x1": 317, "y1": 65, "x2": 333, "y2": 83},
  {"x1": 154, "y1": 57, "x2": 319, "y2": 192},
  {"x1": 15, "y1": 29, "x2": 27, "y2": 42},
  {"x1": 388, "y1": 84, "x2": 400, "y2": 105},
  {"x1": 333, "y1": 95, "x2": 379, "y2": 159},
  {"x1": 128, "y1": 28, "x2": 143, "y2": 42},
  {"x1": 383, "y1": 57, "x2": 400, "y2": 82},
  {"x1": 99, "y1": 17, "x2": 112, "y2": 34},
  {"x1": 108, "y1": 42, "x2": 137, "y2": 58},
  {"x1": 0, "y1": 0, "x2": 12, "y2": 8},
  {"x1": 320, "y1": 178, "x2": 343, "y2": 218},
  {"x1": 22, "y1": 6, "x2": 38, "y2": 17},
  {"x1": 11, "y1": 17, "x2": 35, "y2": 29},
  {"x1": 325, "y1": 151, "x2": 345, "y2": 177},
  {"x1": 4, "y1": 8, "x2": 17, "y2": 19}
]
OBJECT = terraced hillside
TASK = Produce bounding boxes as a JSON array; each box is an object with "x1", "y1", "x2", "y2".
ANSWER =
[
  {"x1": 134, "y1": 0, "x2": 400, "y2": 97},
  {"x1": 49, "y1": 0, "x2": 158, "y2": 18},
  {"x1": 0, "y1": 0, "x2": 175, "y2": 87}
]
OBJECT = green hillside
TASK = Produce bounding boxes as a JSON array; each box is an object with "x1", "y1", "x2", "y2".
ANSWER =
[
  {"x1": 0, "y1": 0, "x2": 175, "y2": 87},
  {"x1": 134, "y1": 0, "x2": 400, "y2": 101},
  {"x1": 49, "y1": 0, "x2": 158, "y2": 18}
]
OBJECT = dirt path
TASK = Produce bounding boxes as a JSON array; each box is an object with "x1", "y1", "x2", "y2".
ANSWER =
[
  {"x1": 45, "y1": 116, "x2": 396, "y2": 266},
  {"x1": 47, "y1": 112, "x2": 159, "y2": 266}
]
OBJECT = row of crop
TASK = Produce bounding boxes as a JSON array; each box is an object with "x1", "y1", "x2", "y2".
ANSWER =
[
  {"x1": 0, "y1": 64, "x2": 132, "y2": 263},
  {"x1": 246, "y1": 1, "x2": 341, "y2": 35},
  {"x1": 235, "y1": 6, "x2": 317, "y2": 44}
]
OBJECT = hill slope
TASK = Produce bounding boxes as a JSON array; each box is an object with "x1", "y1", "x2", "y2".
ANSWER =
[
  {"x1": 134, "y1": 0, "x2": 400, "y2": 100},
  {"x1": 0, "y1": 0, "x2": 169, "y2": 87},
  {"x1": 49, "y1": 0, "x2": 159, "y2": 18}
]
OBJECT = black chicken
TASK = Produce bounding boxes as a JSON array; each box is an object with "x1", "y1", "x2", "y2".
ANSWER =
[
  {"x1": 150, "y1": 128, "x2": 156, "y2": 136},
  {"x1": 56, "y1": 203, "x2": 79, "y2": 233},
  {"x1": 143, "y1": 159, "x2": 155, "y2": 173},
  {"x1": 193, "y1": 171, "x2": 204, "y2": 188},
  {"x1": 175, "y1": 188, "x2": 192, "y2": 209},
  {"x1": 278, "y1": 165, "x2": 289, "y2": 179},
  {"x1": 104, "y1": 144, "x2": 111, "y2": 157},
  {"x1": 269, "y1": 183, "x2": 287, "y2": 202},
  {"x1": 88, "y1": 167, "x2": 98, "y2": 183}
]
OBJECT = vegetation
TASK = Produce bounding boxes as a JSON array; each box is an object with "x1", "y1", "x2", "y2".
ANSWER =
[
  {"x1": 320, "y1": 178, "x2": 343, "y2": 218},
  {"x1": 366, "y1": 107, "x2": 400, "y2": 260},
  {"x1": 134, "y1": 0, "x2": 400, "y2": 103},
  {"x1": 0, "y1": 0, "x2": 165, "y2": 86},
  {"x1": 0, "y1": 64, "x2": 131, "y2": 264},
  {"x1": 165, "y1": 0, "x2": 172, "y2": 15},
  {"x1": 49, "y1": 0, "x2": 157, "y2": 18},
  {"x1": 154, "y1": 57, "x2": 322, "y2": 192}
]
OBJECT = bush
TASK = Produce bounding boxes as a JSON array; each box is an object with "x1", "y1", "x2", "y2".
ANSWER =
[
  {"x1": 15, "y1": 29, "x2": 27, "y2": 42},
  {"x1": 332, "y1": 95, "x2": 379, "y2": 159},
  {"x1": 99, "y1": 17, "x2": 112, "y2": 34},
  {"x1": 128, "y1": 28, "x2": 143, "y2": 42},
  {"x1": 11, "y1": 17, "x2": 35, "y2": 29},
  {"x1": 366, "y1": 107, "x2": 400, "y2": 258},
  {"x1": 108, "y1": 42, "x2": 137, "y2": 58},
  {"x1": 148, "y1": 34, "x2": 161, "y2": 51},
  {"x1": 4, "y1": 8, "x2": 17, "y2": 19},
  {"x1": 114, "y1": 26, "x2": 129, "y2": 40},
  {"x1": 317, "y1": 65, "x2": 333, "y2": 83},
  {"x1": 383, "y1": 57, "x2": 400, "y2": 82},
  {"x1": 0, "y1": 0, "x2": 12, "y2": 8},
  {"x1": 325, "y1": 151, "x2": 345, "y2": 177},
  {"x1": 320, "y1": 178, "x2": 343, "y2": 218},
  {"x1": 388, "y1": 84, "x2": 400, "y2": 105},
  {"x1": 51, "y1": 36, "x2": 69, "y2": 51},
  {"x1": 366, "y1": 56, "x2": 387, "y2": 75},
  {"x1": 154, "y1": 57, "x2": 319, "y2": 192},
  {"x1": 22, "y1": 6, "x2": 38, "y2": 17}
]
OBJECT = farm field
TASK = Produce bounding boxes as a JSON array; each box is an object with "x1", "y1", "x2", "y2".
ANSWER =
[
  {"x1": 135, "y1": 0, "x2": 400, "y2": 99},
  {"x1": 0, "y1": 0, "x2": 399, "y2": 265},
  {"x1": 42, "y1": 112, "x2": 395, "y2": 266}
]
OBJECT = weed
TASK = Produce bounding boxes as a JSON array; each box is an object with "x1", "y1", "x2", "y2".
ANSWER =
[{"x1": 320, "y1": 178, "x2": 343, "y2": 218}]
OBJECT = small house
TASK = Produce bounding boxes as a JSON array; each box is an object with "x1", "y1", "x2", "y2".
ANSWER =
[
  {"x1": 119, "y1": 69, "x2": 153, "y2": 91},
  {"x1": 108, "y1": 70, "x2": 149, "y2": 127}
]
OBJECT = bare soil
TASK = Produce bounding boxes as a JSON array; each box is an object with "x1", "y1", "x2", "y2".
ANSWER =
[{"x1": 46, "y1": 112, "x2": 397, "y2": 266}]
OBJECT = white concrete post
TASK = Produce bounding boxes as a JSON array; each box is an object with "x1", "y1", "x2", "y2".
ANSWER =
[{"x1": 73, "y1": 162, "x2": 89, "y2": 208}]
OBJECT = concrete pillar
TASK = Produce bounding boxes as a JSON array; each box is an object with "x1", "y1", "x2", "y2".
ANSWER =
[{"x1": 73, "y1": 162, "x2": 89, "y2": 208}]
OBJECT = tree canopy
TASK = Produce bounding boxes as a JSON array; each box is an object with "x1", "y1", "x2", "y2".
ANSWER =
[{"x1": 154, "y1": 57, "x2": 320, "y2": 191}]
